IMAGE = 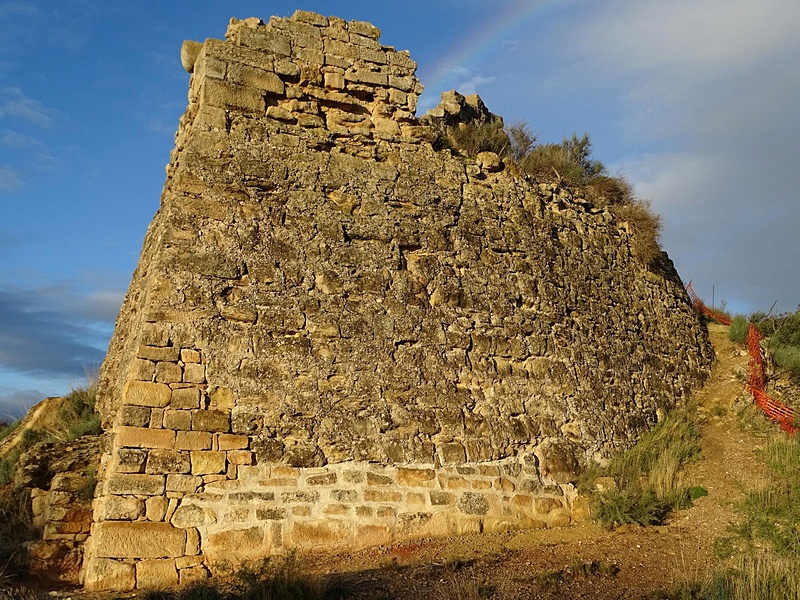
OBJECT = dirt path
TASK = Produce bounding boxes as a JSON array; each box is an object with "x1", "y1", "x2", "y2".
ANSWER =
[{"x1": 309, "y1": 323, "x2": 774, "y2": 599}]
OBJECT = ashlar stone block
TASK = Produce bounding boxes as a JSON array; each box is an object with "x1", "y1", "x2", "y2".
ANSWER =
[
  {"x1": 218, "y1": 433, "x2": 249, "y2": 450},
  {"x1": 155, "y1": 361, "x2": 182, "y2": 383},
  {"x1": 191, "y1": 451, "x2": 226, "y2": 474},
  {"x1": 192, "y1": 410, "x2": 230, "y2": 432},
  {"x1": 183, "y1": 362, "x2": 207, "y2": 384},
  {"x1": 123, "y1": 381, "x2": 171, "y2": 408},
  {"x1": 163, "y1": 409, "x2": 193, "y2": 431},
  {"x1": 116, "y1": 426, "x2": 175, "y2": 449},
  {"x1": 105, "y1": 473, "x2": 166, "y2": 496},
  {"x1": 288, "y1": 520, "x2": 353, "y2": 546},
  {"x1": 136, "y1": 559, "x2": 179, "y2": 589},
  {"x1": 84, "y1": 557, "x2": 136, "y2": 592},
  {"x1": 171, "y1": 503, "x2": 216, "y2": 528},
  {"x1": 175, "y1": 431, "x2": 212, "y2": 450},
  {"x1": 171, "y1": 387, "x2": 201, "y2": 409},
  {"x1": 166, "y1": 474, "x2": 203, "y2": 494},
  {"x1": 146, "y1": 496, "x2": 169, "y2": 521},
  {"x1": 98, "y1": 496, "x2": 144, "y2": 521},
  {"x1": 200, "y1": 79, "x2": 264, "y2": 114},
  {"x1": 92, "y1": 522, "x2": 186, "y2": 559},
  {"x1": 146, "y1": 449, "x2": 191, "y2": 474},
  {"x1": 205, "y1": 526, "x2": 266, "y2": 560},
  {"x1": 113, "y1": 448, "x2": 148, "y2": 473}
]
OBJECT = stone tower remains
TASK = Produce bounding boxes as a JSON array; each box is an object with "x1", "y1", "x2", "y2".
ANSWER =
[{"x1": 82, "y1": 12, "x2": 712, "y2": 590}]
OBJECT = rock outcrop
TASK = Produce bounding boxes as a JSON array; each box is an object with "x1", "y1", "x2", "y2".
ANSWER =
[{"x1": 83, "y1": 11, "x2": 712, "y2": 590}]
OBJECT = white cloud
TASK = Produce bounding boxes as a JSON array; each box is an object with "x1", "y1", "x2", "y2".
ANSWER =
[
  {"x1": 0, "y1": 129, "x2": 42, "y2": 148},
  {"x1": 577, "y1": 0, "x2": 800, "y2": 78},
  {"x1": 0, "y1": 86, "x2": 56, "y2": 127},
  {"x1": 0, "y1": 165, "x2": 23, "y2": 191},
  {"x1": 455, "y1": 74, "x2": 497, "y2": 97},
  {"x1": 0, "y1": 2, "x2": 39, "y2": 18}
]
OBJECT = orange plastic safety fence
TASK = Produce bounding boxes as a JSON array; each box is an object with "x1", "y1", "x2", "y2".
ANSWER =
[
  {"x1": 685, "y1": 281, "x2": 732, "y2": 326},
  {"x1": 685, "y1": 283, "x2": 797, "y2": 435},
  {"x1": 745, "y1": 323, "x2": 798, "y2": 435}
]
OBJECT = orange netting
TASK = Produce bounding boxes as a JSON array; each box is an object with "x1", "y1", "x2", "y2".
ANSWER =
[
  {"x1": 685, "y1": 281, "x2": 732, "y2": 325},
  {"x1": 746, "y1": 323, "x2": 798, "y2": 435},
  {"x1": 686, "y1": 282, "x2": 797, "y2": 435}
]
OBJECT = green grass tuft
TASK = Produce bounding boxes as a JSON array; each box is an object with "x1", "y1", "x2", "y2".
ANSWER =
[
  {"x1": 728, "y1": 315, "x2": 748, "y2": 344},
  {"x1": 581, "y1": 403, "x2": 701, "y2": 528}
]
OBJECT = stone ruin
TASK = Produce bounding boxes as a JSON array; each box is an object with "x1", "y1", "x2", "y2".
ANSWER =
[{"x1": 74, "y1": 11, "x2": 712, "y2": 590}]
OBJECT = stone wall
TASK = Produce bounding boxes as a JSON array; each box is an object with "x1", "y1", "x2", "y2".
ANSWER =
[{"x1": 84, "y1": 11, "x2": 713, "y2": 591}]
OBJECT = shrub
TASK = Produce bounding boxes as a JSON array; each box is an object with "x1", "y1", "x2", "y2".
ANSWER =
[
  {"x1": 447, "y1": 121, "x2": 510, "y2": 157},
  {"x1": 507, "y1": 121, "x2": 536, "y2": 160},
  {"x1": 772, "y1": 346, "x2": 800, "y2": 381},
  {"x1": 518, "y1": 143, "x2": 588, "y2": 183},
  {"x1": 0, "y1": 420, "x2": 20, "y2": 443},
  {"x1": 728, "y1": 315, "x2": 749, "y2": 344},
  {"x1": 771, "y1": 312, "x2": 800, "y2": 347},
  {"x1": 586, "y1": 175, "x2": 635, "y2": 207},
  {"x1": 0, "y1": 586, "x2": 39, "y2": 600},
  {"x1": 61, "y1": 383, "x2": 101, "y2": 440}
]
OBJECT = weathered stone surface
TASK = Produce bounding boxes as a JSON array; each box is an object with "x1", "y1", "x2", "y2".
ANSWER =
[
  {"x1": 84, "y1": 557, "x2": 136, "y2": 592},
  {"x1": 104, "y1": 474, "x2": 165, "y2": 496},
  {"x1": 190, "y1": 451, "x2": 226, "y2": 474},
  {"x1": 288, "y1": 520, "x2": 353, "y2": 546},
  {"x1": 192, "y1": 411, "x2": 230, "y2": 433},
  {"x1": 92, "y1": 522, "x2": 186, "y2": 558},
  {"x1": 458, "y1": 492, "x2": 490, "y2": 515},
  {"x1": 123, "y1": 381, "x2": 171, "y2": 408},
  {"x1": 116, "y1": 426, "x2": 175, "y2": 449},
  {"x1": 147, "y1": 449, "x2": 191, "y2": 474},
  {"x1": 137, "y1": 559, "x2": 179, "y2": 589},
  {"x1": 205, "y1": 526, "x2": 266, "y2": 560},
  {"x1": 98, "y1": 496, "x2": 144, "y2": 521}
]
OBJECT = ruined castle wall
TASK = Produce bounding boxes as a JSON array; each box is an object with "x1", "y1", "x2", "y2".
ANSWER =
[{"x1": 85, "y1": 11, "x2": 712, "y2": 591}]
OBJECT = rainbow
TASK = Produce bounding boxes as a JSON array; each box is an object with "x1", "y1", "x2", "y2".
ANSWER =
[{"x1": 419, "y1": 0, "x2": 556, "y2": 102}]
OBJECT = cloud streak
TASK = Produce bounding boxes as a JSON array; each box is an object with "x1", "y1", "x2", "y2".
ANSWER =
[
  {"x1": 0, "y1": 87, "x2": 57, "y2": 128},
  {"x1": 0, "y1": 165, "x2": 23, "y2": 191},
  {"x1": 0, "y1": 284, "x2": 121, "y2": 381}
]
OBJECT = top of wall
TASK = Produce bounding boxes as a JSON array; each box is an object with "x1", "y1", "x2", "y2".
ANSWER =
[{"x1": 179, "y1": 11, "x2": 429, "y2": 142}]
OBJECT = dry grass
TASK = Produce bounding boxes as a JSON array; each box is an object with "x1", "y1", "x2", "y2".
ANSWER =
[
  {"x1": 610, "y1": 199, "x2": 663, "y2": 264},
  {"x1": 447, "y1": 121, "x2": 510, "y2": 157},
  {"x1": 0, "y1": 487, "x2": 35, "y2": 581}
]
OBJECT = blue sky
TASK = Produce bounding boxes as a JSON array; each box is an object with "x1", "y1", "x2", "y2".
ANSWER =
[{"x1": 1, "y1": 0, "x2": 799, "y2": 418}]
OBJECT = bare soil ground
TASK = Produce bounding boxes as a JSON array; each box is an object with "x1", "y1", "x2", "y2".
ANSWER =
[{"x1": 299, "y1": 323, "x2": 772, "y2": 599}]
